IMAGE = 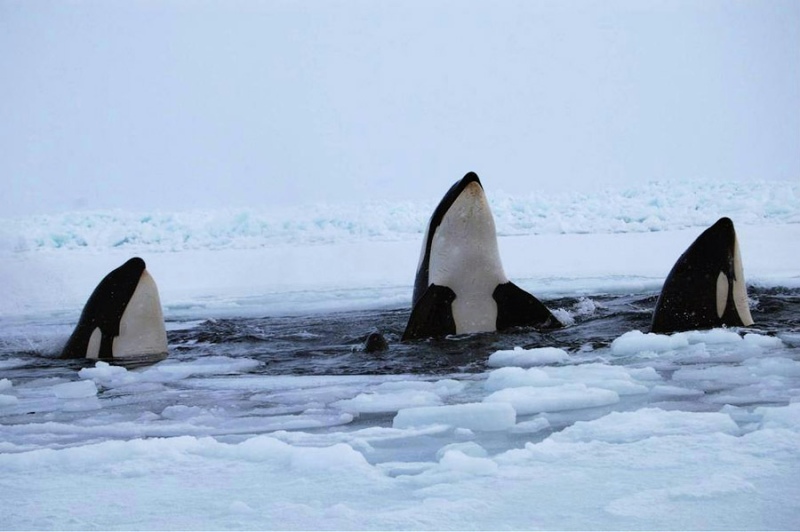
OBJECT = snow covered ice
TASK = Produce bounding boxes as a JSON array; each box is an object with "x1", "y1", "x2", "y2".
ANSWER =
[{"x1": 1, "y1": 181, "x2": 800, "y2": 530}]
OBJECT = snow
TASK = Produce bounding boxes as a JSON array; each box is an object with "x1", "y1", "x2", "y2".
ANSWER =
[
  {"x1": 1, "y1": 180, "x2": 800, "y2": 529},
  {"x1": 487, "y1": 346, "x2": 570, "y2": 367}
]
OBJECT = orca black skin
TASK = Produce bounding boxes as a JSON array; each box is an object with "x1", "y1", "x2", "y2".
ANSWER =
[
  {"x1": 403, "y1": 172, "x2": 561, "y2": 341},
  {"x1": 61, "y1": 257, "x2": 168, "y2": 362},
  {"x1": 651, "y1": 217, "x2": 754, "y2": 333}
]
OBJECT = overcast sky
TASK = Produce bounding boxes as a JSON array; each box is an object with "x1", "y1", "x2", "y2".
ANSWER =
[{"x1": 1, "y1": 0, "x2": 798, "y2": 217}]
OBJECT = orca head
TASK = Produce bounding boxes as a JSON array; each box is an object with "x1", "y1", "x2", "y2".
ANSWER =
[
  {"x1": 403, "y1": 172, "x2": 560, "y2": 340},
  {"x1": 413, "y1": 172, "x2": 507, "y2": 306},
  {"x1": 408, "y1": 172, "x2": 509, "y2": 336},
  {"x1": 62, "y1": 257, "x2": 168, "y2": 366},
  {"x1": 651, "y1": 217, "x2": 754, "y2": 333}
]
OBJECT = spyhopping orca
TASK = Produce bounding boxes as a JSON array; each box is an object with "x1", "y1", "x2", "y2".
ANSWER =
[
  {"x1": 61, "y1": 257, "x2": 169, "y2": 365},
  {"x1": 402, "y1": 172, "x2": 561, "y2": 341},
  {"x1": 651, "y1": 217, "x2": 754, "y2": 333}
]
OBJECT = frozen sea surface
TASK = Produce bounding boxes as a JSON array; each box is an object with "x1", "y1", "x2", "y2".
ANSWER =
[
  {"x1": 1, "y1": 286, "x2": 799, "y2": 530},
  {"x1": 1, "y1": 182, "x2": 800, "y2": 529}
]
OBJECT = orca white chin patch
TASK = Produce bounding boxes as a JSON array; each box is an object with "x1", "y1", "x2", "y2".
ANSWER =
[
  {"x1": 429, "y1": 181, "x2": 507, "y2": 334},
  {"x1": 112, "y1": 270, "x2": 168, "y2": 358},
  {"x1": 732, "y1": 236, "x2": 754, "y2": 326},
  {"x1": 716, "y1": 272, "x2": 729, "y2": 319},
  {"x1": 86, "y1": 327, "x2": 102, "y2": 359}
]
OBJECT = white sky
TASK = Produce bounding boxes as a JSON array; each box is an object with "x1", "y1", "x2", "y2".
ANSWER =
[{"x1": 1, "y1": 0, "x2": 798, "y2": 216}]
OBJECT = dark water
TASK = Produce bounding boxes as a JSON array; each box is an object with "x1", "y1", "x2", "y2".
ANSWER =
[
  {"x1": 162, "y1": 287, "x2": 799, "y2": 376},
  {"x1": 2, "y1": 288, "x2": 798, "y2": 383}
]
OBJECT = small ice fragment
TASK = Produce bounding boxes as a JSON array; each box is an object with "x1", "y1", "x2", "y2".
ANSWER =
[
  {"x1": 52, "y1": 380, "x2": 98, "y2": 399},
  {"x1": 487, "y1": 347, "x2": 569, "y2": 368},
  {"x1": 393, "y1": 403, "x2": 515, "y2": 431},
  {"x1": 484, "y1": 384, "x2": 619, "y2": 415}
]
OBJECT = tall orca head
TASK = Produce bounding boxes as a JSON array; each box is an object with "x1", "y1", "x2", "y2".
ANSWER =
[
  {"x1": 403, "y1": 172, "x2": 560, "y2": 341},
  {"x1": 651, "y1": 217, "x2": 754, "y2": 333},
  {"x1": 61, "y1": 257, "x2": 169, "y2": 366},
  {"x1": 413, "y1": 172, "x2": 504, "y2": 306}
]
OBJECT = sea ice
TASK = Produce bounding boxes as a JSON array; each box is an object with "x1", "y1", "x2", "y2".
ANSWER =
[
  {"x1": 484, "y1": 383, "x2": 620, "y2": 415},
  {"x1": 332, "y1": 390, "x2": 443, "y2": 414},
  {"x1": 393, "y1": 403, "x2": 516, "y2": 431},
  {"x1": 487, "y1": 346, "x2": 570, "y2": 367},
  {"x1": 550, "y1": 408, "x2": 740, "y2": 443},
  {"x1": 51, "y1": 380, "x2": 98, "y2": 399},
  {"x1": 611, "y1": 330, "x2": 689, "y2": 356}
]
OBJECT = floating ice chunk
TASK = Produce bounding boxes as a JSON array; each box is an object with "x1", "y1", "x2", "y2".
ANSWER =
[
  {"x1": 685, "y1": 329, "x2": 743, "y2": 344},
  {"x1": 435, "y1": 441, "x2": 488, "y2": 460},
  {"x1": 79, "y1": 361, "x2": 129, "y2": 382},
  {"x1": 453, "y1": 428, "x2": 475, "y2": 439},
  {"x1": 52, "y1": 380, "x2": 98, "y2": 399},
  {"x1": 0, "y1": 358, "x2": 26, "y2": 370},
  {"x1": 778, "y1": 332, "x2": 800, "y2": 347},
  {"x1": 592, "y1": 380, "x2": 649, "y2": 396},
  {"x1": 649, "y1": 385, "x2": 705, "y2": 399},
  {"x1": 484, "y1": 384, "x2": 619, "y2": 415},
  {"x1": 743, "y1": 356, "x2": 800, "y2": 377},
  {"x1": 484, "y1": 367, "x2": 553, "y2": 391},
  {"x1": 0, "y1": 379, "x2": 12, "y2": 391},
  {"x1": 287, "y1": 442, "x2": 371, "y2": 473},
  {"x1": 606, "y1": 474, "x2": 756, "y2": 518},
  {"x1": 228, "y1": 501, "x2": 255, "y2": 514},
  {"x1": 374, "y1": 379, "x2": 465, "y2": 396},
  {"x1": 510, "y1": 416, "x2": 551, "y2": 434},
  {"x1": 485, "y1": 364, "x2": 653, "y2": 396},
  {"x1": 393, "y1": 403, "x2": 516, "y2": 431},
  {"x1": 543, "y1": 364, "x2": 653, "y2": 395},
  {"x1": 438, "y1": 449, "x2": 498, "y2": 476},
  {"x1": 611, "y1": 330, "x2": 689, "y2": 356},
  {"x1": 161, "y1": 405, "x2": 207, "y2": 420},
  {"x1": 144, "y1": 356, "x2": 261, "y2": 381},
  {"x1": 627, "y1": 367, "x2": 662, "y2": 381},
  {"x1": 487, "y1": 347, "x2": 569, "y2": 368},
  {"x1": 672, "y1": 366, "x2": 759, "y2": 386},
  {"x1": 332, "y1": 390, "x2": 442, "y2": 414},
  {"x1": 0, "y1": 395, "x2": 18, "y2": 406},
  {"x1": 551, "y1": 408, "x2": 740, "y2": 443},
  {"x1": 756, "y1": 403, "x2": 800, "y2": 430},
  {"x1": 743, "y1": 333, "x2": 784, "y2": 348},
  {"x1": 551, "y1": 308, "x2": 574, "y2": 326},
  {"x1": 61, "y1": 397, "x2": 102, "y2": 412}
]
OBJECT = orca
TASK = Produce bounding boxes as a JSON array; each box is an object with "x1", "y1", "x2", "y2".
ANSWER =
[
  {"x1": 651, "y1": 217, "x2": 754, "y2": 333},
  {"x1": 61, "y1": 257, "x2": 169, "y2": 365},
  {"x1": 402, "y1": 172, "x2": 561, "y2": 341}
]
